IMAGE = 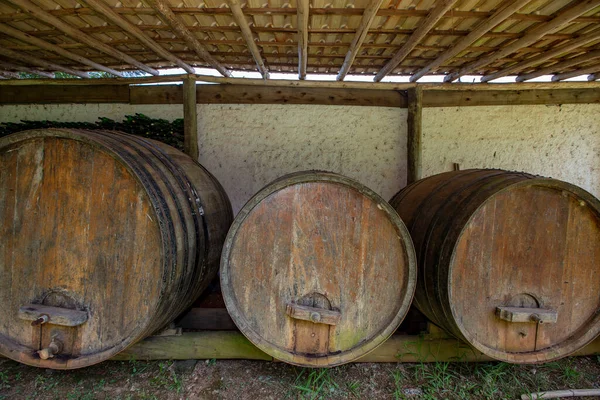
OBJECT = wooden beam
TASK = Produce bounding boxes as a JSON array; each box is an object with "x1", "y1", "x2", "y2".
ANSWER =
[
  {"x1": 6, "y1": 0, "x2": 159, "y2": 76},
  {"x1": 0, "y1": 23, "x2": 123, "y2": 77},
  {"x1": 444, "y1": 0, "x2": 600, "y2": 82},
  {"x1": 0, "y1": 60, "x2": 54, "y2": 78},
  {"x1": 226, "y1": 0, "x2": 269, "y2": 79},
  {"x1": 336, "y1": 0, "x2": 385, "y2": 81},
  {"x1": 552, "y1": 65, "x2": 600, "y2": 82},
  {"x1": 373, "y1": 0, "x2": 459, "y2": 82},
  {"x1": 2, "y1": 73, "x2": 600, "y2": 91},
  {"x1": 516, "y1": 50, "x2": 600, "y2": 82},
  {"x1": 80, "y1": 0, "x2": 194, "y2": 74},
  {"x1": 183, "y1": 75, "x2": 199, "y2": 160},
  {"x1": 108, "y1": 330, "x2": 600, "y2": 362},
  {"x1": 296, "y1": 0, "x2": 309, "y2": 80},
  {"x1": 0, "y1": 47, "x2": 89, "y2": 78},
  {"x1": 140, "y1": 0, "x2": 230, "y2": 77},
  {"x1": 410, "y1": 0, "x2": 534, "y2": 82},
  {"x1": 0, "y1": 71, "x2": 20, "y2": 79},
  {"x1": 0, "y1": 85, "x2": 130, "y2": 103},
  {"x1": 484, "y1": 29, "x2": 600, "y2": 82},
  {"x1": 407, "y1": 87, "x2": 423, "y2": 184}
]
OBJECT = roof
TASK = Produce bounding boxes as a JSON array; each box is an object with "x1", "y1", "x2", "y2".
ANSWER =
[{"x1": 0, "y1": 0, "x2": 599, "y2": 83}]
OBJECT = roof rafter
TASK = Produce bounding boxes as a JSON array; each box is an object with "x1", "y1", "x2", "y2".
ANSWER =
[
  {"x1": 337, "y1": 0, "x2": 385, "y2": 81},
  {"x1": 297, "y1": 0, "x2": 309, "y2": 80},
  {"x1": 373, "y1": 0, "x2": 459, "y2": 82},
  {"x1": 6, "y1": 0, "x2": 159, "y2": 75},
  {"x1": 444, "y1": 0, "x2": 600, "y2": 82},
  {"x1": 410, "y1": 0, "x2": 533, "y2": 82},
  {"x1": 80, "y1": 0, "x2": 194, "y2": 74},
  {"x1": 226, "y1": 0, "x2": 269, "y2": 79},
  {"x1": 552, "y1": 64, "x2": 600, "y2": 81},
  {"x1": 0, "y1": 60, "x2": 55, "y2": 78},
  {"x1": 142, "y1": 0, "x2": 230, "y2": 77},
  {"x1": 0, "y1": 23, "x2": 124, "y2": 77},
  {"x1": 516, "y1": 49, "x2": 600, "y2": 81},
  {"x1": 0, "y1": 47, "x2": 89, "y2": 78},
  {"x1": 484, "y1": 29, "x2": 600, "y2": 82}
]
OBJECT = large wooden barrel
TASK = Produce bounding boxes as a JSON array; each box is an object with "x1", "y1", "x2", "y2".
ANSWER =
[
  {"x1": 0, "y1": 129, "x2": 233, "y2": 369},
  {"x1": 221, "y1": 171, "x2": 416, "y2": 367},
  {"x1": 390, "y1": 169, "x2": 600, "y2": 363}
]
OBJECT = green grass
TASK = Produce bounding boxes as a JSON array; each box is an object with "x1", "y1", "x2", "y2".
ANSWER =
[{"x1": 289, "y1": 368, "x2": 340, "y2": 400}]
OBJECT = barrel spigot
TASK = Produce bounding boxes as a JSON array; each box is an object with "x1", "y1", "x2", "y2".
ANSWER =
[{"x1": 38, "y1": 337, "x2": 63, "y2": 360}]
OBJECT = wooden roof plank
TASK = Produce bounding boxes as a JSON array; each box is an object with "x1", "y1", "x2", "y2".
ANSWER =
[
  {"x1": 0, "y1": 60, "x2": 55, "y2": 78},
  {"x1": 444, "y1": 0, "x2": 600, "y2": 82},
  {"x1": 0, "y1": 47, "x2": 89, "y2": 78},
  {"x1": 336, "y1": 0, "x2": 385, "y2": 81},
  {"x1": 485, "y1": 29, "x2": 600, "y2": 82},
  {"x1": 297, "y1": 0, "x2": 308, "y2": 80},
  {"x1": 226, "y1": 0, "x2": 269, "y2": 79},
  {"x1": 373, "y1": 0, "x2": 460, "y2": 82},
  {"x1": 552, "y1": 64, "x2": 600, "y2": 81},
  {"x1": 6, "y1": 0, "x2": 159, "y2": 75},
  {"x1": 517, "y1": 49, "x2": 600, "y2": 81},
  {"x1": 80, "y1": 0, "x2": 194, "y2": 74},
  {"x1": 0, "y1": 23, "x2": 124, "y2": 77},
  {"x1": 141, "y1": 0, "x2": 230, "y2": 77},
  {"x1": 410, "y1": 0, "x2": 534, "y2": 82}
]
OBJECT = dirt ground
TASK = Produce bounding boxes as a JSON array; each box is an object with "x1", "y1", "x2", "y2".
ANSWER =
[{"x1": 0, "y1": 356, "x2": 599, "y2": 400}]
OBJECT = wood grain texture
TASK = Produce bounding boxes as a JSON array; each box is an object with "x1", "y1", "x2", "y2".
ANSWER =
[
  {"x1": 0, "y1": 129, "x2": 233, "y2": 369},
  {"x1": 390, "y1": 169, "x2": 600, "y2": 364},
  {"x1": 407, "y1": 87, "x2": 422, "y2": 184},
  {"x1": 221, "y1": 171, "x2": 416, "y2": 367}
]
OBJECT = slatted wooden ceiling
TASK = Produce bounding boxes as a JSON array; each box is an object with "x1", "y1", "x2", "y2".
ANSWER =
[{"x1": 0, "y1": 0, "x2": 598, "y2": 82}]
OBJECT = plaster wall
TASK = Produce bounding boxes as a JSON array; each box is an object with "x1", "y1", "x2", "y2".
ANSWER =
[{"x1": 422, "y1": 104, "x2": 600, "y2": 199}]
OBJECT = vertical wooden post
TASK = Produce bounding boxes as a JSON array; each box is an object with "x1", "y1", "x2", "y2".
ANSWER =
[
  {"x1": 183, "y1": 74, "x2": 198, "y2": 160},
  {"x1": 407, "y1": 86, "x2": 423, "y2": 185}
]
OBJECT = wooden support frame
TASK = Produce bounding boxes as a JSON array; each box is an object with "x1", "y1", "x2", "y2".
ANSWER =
[
  {"x1": 0, "y1": 60, "x2": 55, "y2": 78},
  {"x1": 226, "y1": 0, "x2": 269, "y2": 79},
  {"x1": 517, "y1": 50, "x2": 600, "y2": 82},
  {"x1": 444, "y1": 0, "x2": 600, "y2": 83},
  {"x1": 410, "y1": 0, "x2": 533, "y2": 82},
  {"x1": 0, "y1": 23, "x2": 124, "y2": 77},
  {"x1": 81, "y1": 0, "x2": 194, "y2": 74},
  {"x1": 487, "y1": 29, "x2": 600, "y2": 83},
  {"x1": 296, "y1": 0, "x2": 309, "y2": 80},
  {"x1": 110, "y1": 329, "x2": 600, "y2": 363},
  {"x1": 373, "y1": 0, "x2": 459, "y2": 82},
  {"x1": 552, "y1": 65, "x2": 600, "y2": 82},
  {"x1": 407, "y1": 87, "x2": 422, "y2": 184},
  {"x1": 336, "y1": 0, "x2": 385, "y2": 81},
  {"x1": 142, "y1": 0, "x2": 230, "y2": 77},
  {"x1": 6, "y1": 0, "x2": 159, "y2": 75},
  {"x1": 183, "y1": 75, "x2": 199, "y2": 160},
  {"x1": 0, "y1": 47, "x2": 89, "y2": 78}
]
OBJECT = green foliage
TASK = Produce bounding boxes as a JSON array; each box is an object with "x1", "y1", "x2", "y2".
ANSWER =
[{"x1": 0, "y1": 113, "x2": 184, "y2": 151}]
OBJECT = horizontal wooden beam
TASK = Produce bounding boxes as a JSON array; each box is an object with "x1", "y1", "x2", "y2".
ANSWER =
[
  {"x1": 0, "y1": 60, "x2": 55, "y2": 78},
  {"x1": 2, "y1": 73, "x2": 600, "y2": 90},
  {"x1": 111, "y1": 330, "x2": 600, "y2": 362},
  {"x1": 3, "y1": 83, "x2": 599, "y2": 107}
]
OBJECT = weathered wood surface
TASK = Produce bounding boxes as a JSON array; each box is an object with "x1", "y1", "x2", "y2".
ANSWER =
[
  {"x1": 221, "y1": 171, "x2": 417, "y2": 367},
  {"x1": 3, "y1": 84, "x2": 599, "y2": 107},
  {"x1": 0, "y1": 129, "x2": 233, "y2": 369},
  {"x1": 183, "y1": 76, "x2": 198, "y2": 160},
  {"x1": 109, "y1": 329, "x2": 600, "y2": 363},
  {"x1": 390, "y1": 169, "x2": 600, "y2": 364},
  {"x1": 407, "y1": 87, "x2": 422, "y2": 184}
]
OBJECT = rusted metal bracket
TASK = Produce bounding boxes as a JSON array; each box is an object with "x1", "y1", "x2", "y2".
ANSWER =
[
  {"x1": 496, "y1": 306, "x2": 558, "y2": 324},
  {"x1": 286, "y1": 303, "x2": 341, "y2": 325},
  {"x1": 18, "y1": 304, "x2": 88, "y2": 327}
]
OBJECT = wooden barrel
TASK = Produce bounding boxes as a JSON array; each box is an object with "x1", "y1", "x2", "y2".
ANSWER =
[
  {"x1": 0, "y1": 129, "x2": 233, "y2": 369},
  {"x1": 221, "y1": 171, "x2": 416, "y2": 367},
  {"x1": 390, "y1": 169, "x2": 600, "y2": 363}
]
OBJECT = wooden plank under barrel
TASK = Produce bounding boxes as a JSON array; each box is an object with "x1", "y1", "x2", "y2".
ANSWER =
[
  {"x1": 390, "y1": 169, "x2": 600, "y2": 363},
  {"x1": 221, "y1": 171, "x2": 417, "y2": 367},
  {"x1": 0, "y1": 129, "x2": 233, "y2": 369}
]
